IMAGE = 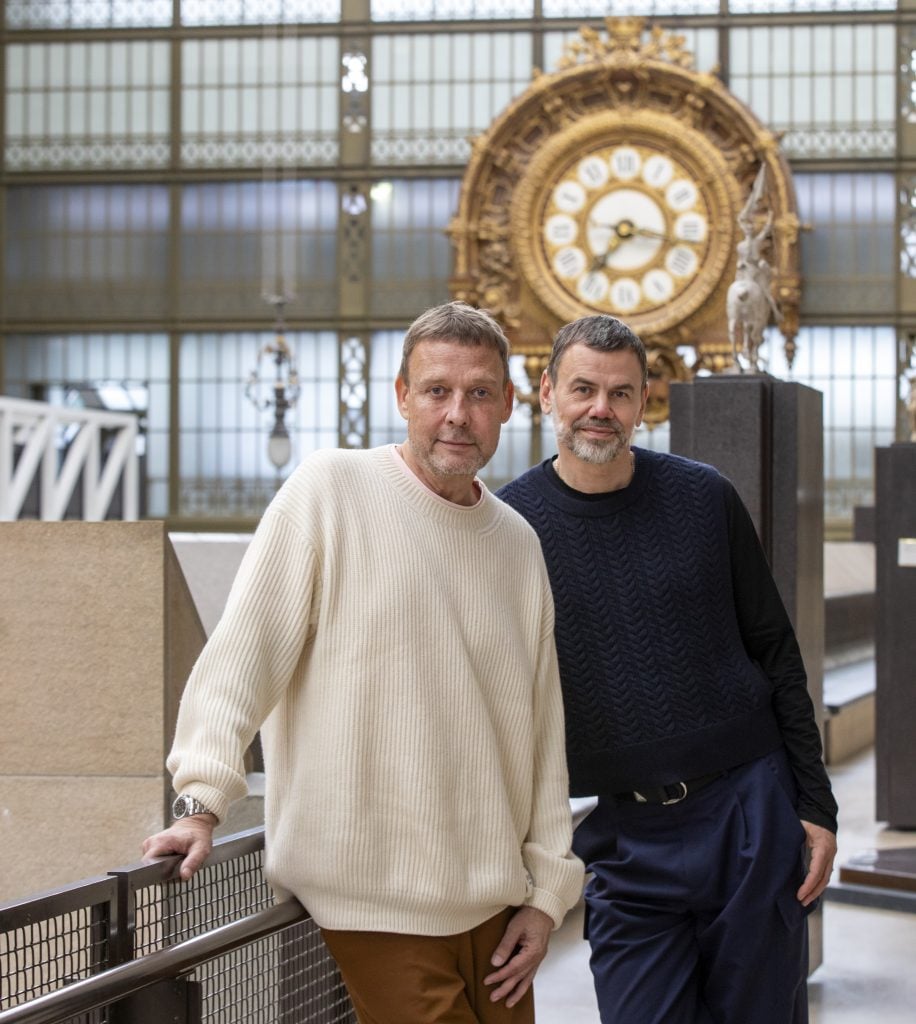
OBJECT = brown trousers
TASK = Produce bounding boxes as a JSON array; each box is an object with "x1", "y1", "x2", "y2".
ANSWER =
[{"x1": 321, "y1": 907, "x2": 535, "y2": 1024}]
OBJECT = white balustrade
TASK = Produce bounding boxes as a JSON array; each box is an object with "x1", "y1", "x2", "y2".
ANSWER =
[{"x1": 0, "y1": 397, "x2": 139, "y2": 521}]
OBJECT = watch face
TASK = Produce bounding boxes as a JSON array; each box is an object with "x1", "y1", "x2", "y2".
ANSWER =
[{"x1": 538, "y1": 142, "x2": 712, "y2": 321}]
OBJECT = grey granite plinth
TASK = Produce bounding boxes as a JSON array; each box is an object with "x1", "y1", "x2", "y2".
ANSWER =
[
  {"x1": 874, "y1": 443, "x2": 916, "y2": 827},
  {"x1": 669, "y1": 374, "x2": 825, "y2": 727},
  {"x1": 669, "y1": 375, "x2": 826, "y2": 973}
]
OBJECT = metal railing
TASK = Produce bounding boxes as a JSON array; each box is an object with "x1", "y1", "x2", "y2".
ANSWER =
[
  {"x1": 0, "y1": 828, "x2": 355, "y2": 1024},
  {"x1": 0, "y1": 397, "x2": 139, "y2": 521}
]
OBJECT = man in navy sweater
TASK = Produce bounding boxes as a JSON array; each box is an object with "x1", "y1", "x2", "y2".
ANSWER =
[{"x1": 498, "y1": 315, "x2": 837, "y2": 1024}]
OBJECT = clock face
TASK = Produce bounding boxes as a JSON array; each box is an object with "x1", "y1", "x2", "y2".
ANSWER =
[{"x1": 538, "y1": 142, "x2": 712, "y2": 320}]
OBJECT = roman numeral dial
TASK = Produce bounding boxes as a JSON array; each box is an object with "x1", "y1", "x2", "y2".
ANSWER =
[{"x1": 538, "y1": 143, "x2": 711, "y2": 318}]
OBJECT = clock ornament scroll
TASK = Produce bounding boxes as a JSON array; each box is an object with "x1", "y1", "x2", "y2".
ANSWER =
[{"x1": 448, "y1": 16, "x2": 801, "y2": 426}]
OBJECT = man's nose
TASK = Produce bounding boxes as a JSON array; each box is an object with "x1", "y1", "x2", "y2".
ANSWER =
[
  {"x1": 446, "y1": 393, "x2": 470, "y2": 424},
  {"x1": 590, "y1": 393, "x2": 613, "y2": 419}
]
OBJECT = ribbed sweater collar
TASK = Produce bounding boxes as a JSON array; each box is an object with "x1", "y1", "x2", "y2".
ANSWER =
[
  {"x1": 532, "y1": 446, "x2": 655, "y2": 517},
  {"x1": 371, "y1": 444, "x2": 505, "y2": 535}
]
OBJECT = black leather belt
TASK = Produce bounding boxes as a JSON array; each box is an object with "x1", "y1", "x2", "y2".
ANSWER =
[{"x1": 614, "y1": 770, "x2": 723, "y2": 806}]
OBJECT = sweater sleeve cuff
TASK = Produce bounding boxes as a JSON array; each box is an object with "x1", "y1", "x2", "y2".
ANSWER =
[
  {"x1": 526, "y1": 888, "x2": 568, "y2": 930},
  {"x1": 797, "y1": 800, "x2": 838, "y2": 834}
]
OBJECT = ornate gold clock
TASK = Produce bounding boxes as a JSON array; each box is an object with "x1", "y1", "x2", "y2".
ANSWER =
[
  {"x1": 520, "y1": 119, "x2": 735, "y2": 339},
  {"x1": 449, "y1": 17, "x2": 801, "y2": 424}
]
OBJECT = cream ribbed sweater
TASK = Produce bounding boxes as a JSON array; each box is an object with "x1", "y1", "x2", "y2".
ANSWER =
[{"x1": 168, "y1": 445, "x2": 584, "y2": 935}]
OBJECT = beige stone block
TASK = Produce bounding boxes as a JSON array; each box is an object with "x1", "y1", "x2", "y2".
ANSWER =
[
  {"x1": 0, "y1": 521, "x2": 204, "y2": 777},
  {"x1": 0, "y1": 775, "x2": 164, "y2": 903},
  {"x1": 0, "y1": 521, "x2": 206, "y2": 902}
]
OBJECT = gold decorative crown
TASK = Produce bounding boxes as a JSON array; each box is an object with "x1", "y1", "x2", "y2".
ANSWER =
[{"x1": 555, "y1": 16, "x2": 695, "y2": 72}]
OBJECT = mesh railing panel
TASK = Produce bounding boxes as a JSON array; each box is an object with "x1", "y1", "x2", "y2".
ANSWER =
[
  {"x1": 194, "y1": 919, "x2": 355, "y2": 1024},
  {"x1": 132, "y1": 846, "x2": 271, "y2": 956},
  {"x1": 3, "y1": 830, "x2": 356, "y2": 1024},
  {"x1": 125, "y1": 830, "x2": 357, "y2": 1024},
  {"x1": 0, "y1": 878, "x2": 116, "y2": 1019}
]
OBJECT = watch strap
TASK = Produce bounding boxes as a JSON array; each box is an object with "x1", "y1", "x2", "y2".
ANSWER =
[{"x1": 172, "y1": 794, "x2": 215, "y2": 820}]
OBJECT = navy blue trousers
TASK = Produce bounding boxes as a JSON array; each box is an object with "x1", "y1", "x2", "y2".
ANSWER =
[{"x1": 573, "y1": 749, "x2": 812, "y2": 1024}]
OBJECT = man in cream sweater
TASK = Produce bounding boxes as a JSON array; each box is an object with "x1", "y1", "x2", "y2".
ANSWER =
[{"x1": 142, "y1": 301, "x2": 584, "y2": 1023}]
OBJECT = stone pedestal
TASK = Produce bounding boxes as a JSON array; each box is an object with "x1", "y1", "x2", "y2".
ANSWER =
[
  {"x1": 874, "y1": 443, "x2": 916, "y2": 826},
  {"x1": 669, "y1": 375, "x2": 825, "y2": 727},
  {"x1": 669, "y1": 374, "x2": 825, "y2": 972},
  {"x1": 0, "y1": 521, "x2": 206, "y2": 901}
]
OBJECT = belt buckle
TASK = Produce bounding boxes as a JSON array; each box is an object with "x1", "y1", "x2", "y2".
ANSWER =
[
  {"x1": 630, "y1": 780, "x2": 689, "y2": 805},
  {"x1": 662, "y1": 781, "x2": 688, "y2": 805}
]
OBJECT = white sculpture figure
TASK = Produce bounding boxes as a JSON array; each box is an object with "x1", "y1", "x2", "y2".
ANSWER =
[{"x1": 727, "y1": 167, "x2": 783, "y2": 373}]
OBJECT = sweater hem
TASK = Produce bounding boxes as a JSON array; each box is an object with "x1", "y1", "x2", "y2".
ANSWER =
[
  {"x1": 568, "y1": 707, "x2": 784, "y2": 797},
  {"x1": 296, "y1": 896, "x2": 520, "y2": 937}
]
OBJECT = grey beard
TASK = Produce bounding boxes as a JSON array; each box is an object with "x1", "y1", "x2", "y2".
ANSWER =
[{"x1": 553, "y1": 410, "x2": 627, "y2": 465}]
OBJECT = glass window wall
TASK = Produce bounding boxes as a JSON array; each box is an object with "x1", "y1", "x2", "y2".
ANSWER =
[
  {"x1": 760, "y1": 325, "x2": 898, "y2": 520},
  {"x1": 372, "y1": 0, "x2": 532, "y2": 19},
  {"x1": 181, "y1": 36, "x2": 339, "y2": 167},
  {"x1": 371, "y1": 32, "x2": 533, "y2": 164},
  {"x1": 795, "y1": 172, "x2": 896, "y2": 318},
  {"x1": 178, "y1": 331, "x2": 338, "y2": 517},
  {"x1": 5, "y1": 1, "x2": 173, "y2": 29},
  {"x1": 181, "y1": 0, "x2": 339, "y2": 25},
  {"x1": 4, "y1": 185, "x2": 171, "y2": 322},
  {"x1": 5, "y1": 41, "x2": 170, "y2": 170},
  {"x1": 370, "y1": 179, "x2": 461, "y2": 317},
  {"x1": 729, "y1": 23, "x2": 896, "y2": 158},
  {"x1": 179, "y1": 180, "x2": 339, "y2": 321}
]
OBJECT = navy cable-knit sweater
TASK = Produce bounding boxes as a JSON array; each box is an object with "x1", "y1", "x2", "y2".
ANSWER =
[{"x1": 498, "y1": 447, "x2": 837, "y2": 833}]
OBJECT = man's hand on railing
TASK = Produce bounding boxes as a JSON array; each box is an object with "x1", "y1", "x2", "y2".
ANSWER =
[{"x1": 141, "y1": 815, "x2": 217, "y2": 881}]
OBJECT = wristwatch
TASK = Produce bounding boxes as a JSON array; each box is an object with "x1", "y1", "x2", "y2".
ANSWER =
[{"x1": 172, "y1": 794, "x2": 215, "y2": 820}]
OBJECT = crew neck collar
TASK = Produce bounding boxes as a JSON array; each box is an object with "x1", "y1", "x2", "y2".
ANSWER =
[{"x1": 537, "y1": 446, "x2": 655, "y2": 516}]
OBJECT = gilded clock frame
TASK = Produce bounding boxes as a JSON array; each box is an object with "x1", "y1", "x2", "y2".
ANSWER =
[{"x1": 449, "y1": 18, "x2": 801, "y2": 393}]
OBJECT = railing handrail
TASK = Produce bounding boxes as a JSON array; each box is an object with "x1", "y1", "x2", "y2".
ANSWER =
[
  {"x1": 0, "y1": 396, "x2": 140, "y2": 428},
  {"x1": 0, "y1": 875, "x2": 117, "y2": 931},
  {"x1": 0, "y1": 826, "x2": 266, "y2": 922},
  {"x1": 0, "y1": 898, "x2": 309, "y2": 1024}
]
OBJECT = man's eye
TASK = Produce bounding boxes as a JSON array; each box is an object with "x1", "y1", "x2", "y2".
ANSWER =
[
  {"x1": 471, "y1": 388, "x2": 490, "y2": 399},
  {"x1": 429, "y1": 386, "x2": 446, "y2": 396}
]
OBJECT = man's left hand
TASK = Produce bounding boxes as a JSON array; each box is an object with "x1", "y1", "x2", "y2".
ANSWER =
[
  {"x1": 484, "y1": 906, "x2": 553, "y2": 1007},
  {"x1": 797, "y1": 819, "x2": 837, "y2": 906}
]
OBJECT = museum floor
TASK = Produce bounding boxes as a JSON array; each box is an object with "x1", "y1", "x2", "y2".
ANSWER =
[{"x1": 533, "y1": 662, "x2": 916, "y2": 1024}]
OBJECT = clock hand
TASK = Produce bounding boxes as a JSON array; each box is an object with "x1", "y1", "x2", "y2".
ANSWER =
[
  {"x1": 588, "y1": 234, "x2": 621, "y2": 272},
  {"x1": 618, "y1": 221, "x2": 682, "y2": 243},
  {"x1": 631, "y1": 225, "x2": 705, "y2": 244},
  {"x1": 585, "y1": 220, "x2": 670, "y2": 274},
  {"x1": 631, "y1": 226, "x2": 668, "y2": 240},
  {"x1": 590, "y1": 219, "x2": 675, "y2": 243}
]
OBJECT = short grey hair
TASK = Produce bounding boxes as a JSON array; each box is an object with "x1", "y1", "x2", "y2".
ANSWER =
[
  {"x1": 399, "y1": 301, "x2": 511, "y2": 384},
  {"x1": 547, "y1": 315, "x2": 647, "y2": 388}
]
